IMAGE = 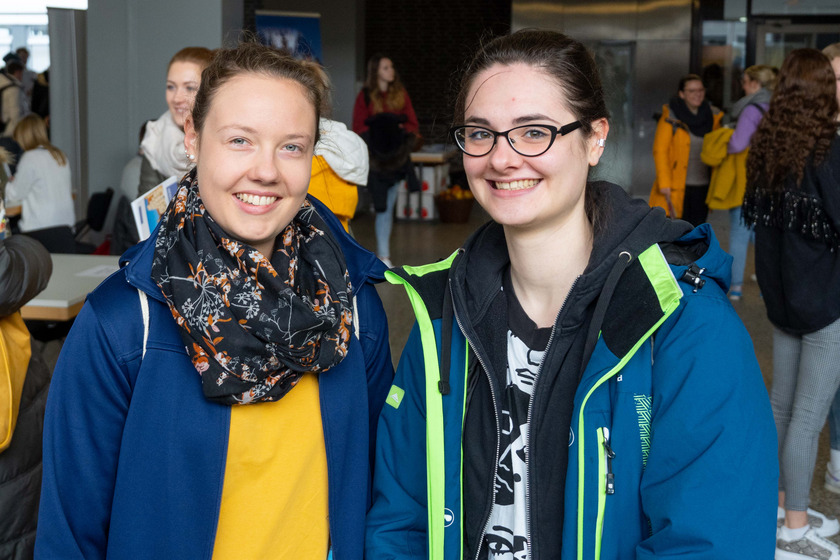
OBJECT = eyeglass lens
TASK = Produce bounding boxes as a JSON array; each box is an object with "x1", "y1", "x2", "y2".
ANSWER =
[{"x1": 456, "y1": 125, "x2": 555, "y2": 157}]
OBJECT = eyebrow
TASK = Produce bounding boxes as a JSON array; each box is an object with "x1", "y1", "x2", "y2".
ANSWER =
[
  {"x1": 464, "y1": 114, "x2": 557, "y2": 127},
  {"x1": 216, "y1": 125, "x2": 312, "y2": 141}
]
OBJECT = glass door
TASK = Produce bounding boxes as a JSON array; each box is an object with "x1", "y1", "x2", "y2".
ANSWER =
[{"x1": 755, "y1": 23, "x2": 840, "y2": 67}]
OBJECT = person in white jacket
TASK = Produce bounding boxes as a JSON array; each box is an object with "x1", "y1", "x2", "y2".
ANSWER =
[
  {"x1": 137, "y1": 47, "x2": 213, "y2": 195},
  {"x1": 304, "y1": 61, "x2": 369, "y2": 232},
  {"x1": 7, "y1": 114, "x2": 74, "y2": 233},
  {"x1": 310, "y1": 117, "x2": 369, "y2": 232}
]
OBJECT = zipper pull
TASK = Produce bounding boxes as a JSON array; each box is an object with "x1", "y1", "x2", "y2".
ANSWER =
[{"x1": 604, "y1": 436, "x2": 616, "y2": 495}]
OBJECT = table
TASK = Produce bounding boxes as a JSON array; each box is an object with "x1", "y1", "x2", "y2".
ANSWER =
[
  {"x1": 5, "y1": 199, "x2": 21, "y2": 217},
  {"x1": 410, "y1": 145, "x2": 458, "y2": 164},
  {"x1": 398, "y1": 145, "x2": 459, "y2": 220},
  {"x1": 21, "y1": 254, "x2": 120, "y2": 321}
]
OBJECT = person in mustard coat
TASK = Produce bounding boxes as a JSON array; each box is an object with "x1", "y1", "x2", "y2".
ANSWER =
[{"x1": 649, "y1": 74, "x2": 722, "y2": 225}]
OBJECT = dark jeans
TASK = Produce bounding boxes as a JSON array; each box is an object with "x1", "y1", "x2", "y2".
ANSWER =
[{"x1": 682, "y1": 183, "x2": 710, "y2": 227}]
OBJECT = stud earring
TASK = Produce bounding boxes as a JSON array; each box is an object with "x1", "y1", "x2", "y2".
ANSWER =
[
  {"x1": 597, "y1": 138, "x2": 605, "y2": 147},
  {"x1": 188, "y1": 153, "x2": 195, "y2": 160}
]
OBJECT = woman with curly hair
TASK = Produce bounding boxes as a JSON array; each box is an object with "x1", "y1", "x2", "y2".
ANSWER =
[{"x1": 742, "y1": 48, "x2": 840, "y2": 560}]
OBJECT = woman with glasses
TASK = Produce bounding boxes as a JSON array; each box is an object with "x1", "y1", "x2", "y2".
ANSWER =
[
  {"x1": 742, "y1": 48, "x2": 840, "y2": 560},
  {"x1": 366, "y1": 29, "x2": 777, "y2": 560},
  {"x1": 649, "y1": 74, "x2": 723, "y2": 226}
]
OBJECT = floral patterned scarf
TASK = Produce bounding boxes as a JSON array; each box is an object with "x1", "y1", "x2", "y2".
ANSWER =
[{"x1": 151, "y1": 170, "x2": 353, "y2": 405}]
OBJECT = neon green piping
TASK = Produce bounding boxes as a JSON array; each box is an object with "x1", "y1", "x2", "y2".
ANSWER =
[
  {"x1": 575, "y1": 247, "x2": 682, "y2": 560},
  {"x1": 384, "y1": 255, "x2": 458, "y2": 560},
  {"x1": 595, "y1": 428, "x2": 607, "y2": 560},
  {"x1": 459, "y1": 340, "x2": 470, "y2": 560},
  {"x1": 638, "y1": 245, "x2": 682, "y2": 312}
]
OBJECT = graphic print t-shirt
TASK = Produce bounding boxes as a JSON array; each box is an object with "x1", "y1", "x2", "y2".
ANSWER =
[{"x1": 483, "y1": 272, "x2": 551, "y2": 559}]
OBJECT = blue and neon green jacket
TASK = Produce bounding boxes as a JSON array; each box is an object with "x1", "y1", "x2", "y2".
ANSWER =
[{"x1": 366, "y1": 183, "x2": 777, "y2": 559}]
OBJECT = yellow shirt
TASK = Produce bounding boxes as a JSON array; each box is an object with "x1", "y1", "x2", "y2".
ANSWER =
[{"x1": 212, "y1": 373, "x2": 329, "y2": 559}]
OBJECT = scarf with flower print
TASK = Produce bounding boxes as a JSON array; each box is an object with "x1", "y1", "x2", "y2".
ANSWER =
[{"x1": 151, "y1": 169, "x2": 354, "y2": 405}]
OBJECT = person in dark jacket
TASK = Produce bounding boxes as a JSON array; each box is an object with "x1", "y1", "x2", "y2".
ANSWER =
[
  {"x1": 35, "y1": 42, "x2": 393, "y2": 560},
  {"x1": 352, "y1": 54, "x2": 420, "y2": 267},
  {"x1": 742, "y1": 48, "x2": 840, "y2": 560},
  {"x1": 366, "y1": 30, "x2": 777, "y2": 560},
  {"x1": 0, "y1": 234, "x2": 52, "y2": 560}
]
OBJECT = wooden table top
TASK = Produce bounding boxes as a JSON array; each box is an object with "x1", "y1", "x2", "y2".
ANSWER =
[{"x1": 21, "y1": 254, "x2": 120, "y2": 321}]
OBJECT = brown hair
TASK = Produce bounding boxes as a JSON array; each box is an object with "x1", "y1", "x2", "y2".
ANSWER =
[
  {"x1": 744, "y1": 65, "x2": 778, "y2": 90},
  {"x1": 747, "y1": 48, "x2": 838, "y2": 190},
  {"x1": 300, "y1": 60, "x2": 333, "y2": 116},
  {"x1": 364, "y1": 54, "x2": 406, "y2": 113},
  {"x1": 13, "y1": 114, "x2": 67, "y2": 166},
  {"x1": 453, "y1": 29, "x2": 611, "y2": 230},
  {"x1": 678, "y1": 74, "x2": 704, "y2": 92},
  {"x1": 168, "y1": 46, "x2": 213, "y2": 73},
  {"x1": 191, "y1": 41, "x2": 323, "y2": 145}
]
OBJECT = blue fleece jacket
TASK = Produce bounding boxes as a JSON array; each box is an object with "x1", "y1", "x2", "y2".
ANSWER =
[{"x1": 35, "y1": 197, "x2": 393, "y2": 560}]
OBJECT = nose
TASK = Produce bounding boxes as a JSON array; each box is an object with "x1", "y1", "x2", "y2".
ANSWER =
[
  {"x1": 487, "y1": 133, "x2": 523, "y2": 171},
  {"x1": 249, "y1": 149, "x2": 280, "y2": 184},
  {"x1": 173, "y1": 87, "x2": 188, "y2": 104}
]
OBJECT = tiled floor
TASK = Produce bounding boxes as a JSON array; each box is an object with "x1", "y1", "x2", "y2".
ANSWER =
[{"x1": 350, "y1": 200, "x2": 840, "y2": 538}]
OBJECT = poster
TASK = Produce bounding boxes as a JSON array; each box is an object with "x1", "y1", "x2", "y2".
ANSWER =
[{"x1": 255, "y1": 10, "x2": 323, "y2": 63}]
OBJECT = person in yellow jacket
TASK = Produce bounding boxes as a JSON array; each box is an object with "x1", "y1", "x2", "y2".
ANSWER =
[
  {"x1": 309, "y1": 117, "x2": 368, "y2": 232},
  {"x1": 649, "y1": 74, "x2": 722, "y2": 225},
  {"x1": 304, "y1": 62, "x2": 369, "y2": 233}
]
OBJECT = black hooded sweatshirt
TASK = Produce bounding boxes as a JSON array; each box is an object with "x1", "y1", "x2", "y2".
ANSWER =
[{"x1": 449, "y1": 182, "x2": 691, "y2": 559}]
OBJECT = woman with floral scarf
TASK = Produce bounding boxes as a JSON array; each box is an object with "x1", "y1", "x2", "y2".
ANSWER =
[{"x1": 35, "y1": 42, "x2": 394, "y2": 560}]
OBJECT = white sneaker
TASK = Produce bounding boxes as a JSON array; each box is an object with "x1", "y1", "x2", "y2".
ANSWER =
[
  {"x1": 777, "y1": 509, "x2": 840, "y2": 538},
  {"x1": 826, "y1": 463, "x2": 840, "y2": 495},
  {"x1": 776, "y1": 527, "x2": 840, "y2": 560}
]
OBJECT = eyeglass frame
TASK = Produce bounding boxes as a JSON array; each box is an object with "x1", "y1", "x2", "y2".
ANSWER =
[{"x1": 449, "y1": 121, "x2": 583, "y2": 158}]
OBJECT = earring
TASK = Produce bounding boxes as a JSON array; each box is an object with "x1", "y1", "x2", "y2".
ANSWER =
[
  {"x1": 188, "y1": 153, "x2": 195, "y2": 160},
  {"x1": 597, "y1": 138, "x2": 605, "y2": 147}
]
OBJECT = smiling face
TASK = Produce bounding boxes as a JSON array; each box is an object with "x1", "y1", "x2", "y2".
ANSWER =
[
  {"x1": 462, "y1": 63, "x2": 607, "y2": 234},
  {"x1": 166, "y1": 61, "x2": 203, "y2": 129},
  {"x1": 678, "y1": 79, "x2": 706, "y2": 111},
  {"x1": 184, "y1": 73, "x2": 316, "y2": 256}
]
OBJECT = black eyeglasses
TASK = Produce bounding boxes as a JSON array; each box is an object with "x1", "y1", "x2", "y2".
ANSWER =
[{"x1": 450, "y1": 121, "x2": 582, "y2": 157}]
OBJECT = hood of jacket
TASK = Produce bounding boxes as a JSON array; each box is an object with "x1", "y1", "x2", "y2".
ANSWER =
[
  {"x1": 450, "y1": 182, "x2": 694, "y2": 329},
  {"x1": 315, "y1": 117, "x2": 370, "y2": 186},
  {"x1": 120, "y1": 194, "x2": 387, "y2": 302}
]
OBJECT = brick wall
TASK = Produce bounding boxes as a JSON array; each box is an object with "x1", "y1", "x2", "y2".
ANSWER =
[{"x1": 364, "y1": 0, "x2": 510, "y2": 142}]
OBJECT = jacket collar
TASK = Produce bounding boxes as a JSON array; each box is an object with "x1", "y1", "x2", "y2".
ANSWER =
[{"x1": 120, "y1": 194, "x2": 386, "y2": 303}]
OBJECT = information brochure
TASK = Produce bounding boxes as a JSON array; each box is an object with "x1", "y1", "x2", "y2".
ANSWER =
[{"x1": 131, "y1": 176, "x2": 178, "y2": 241}]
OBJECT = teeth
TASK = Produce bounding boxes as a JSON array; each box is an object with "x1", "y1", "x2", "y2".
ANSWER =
[
  {"x1": 493, "y1": 179, "x2": 539, "y2": 190},
  {"x1": 236, "y1": 193, "x2": 277, "y2": 206}
]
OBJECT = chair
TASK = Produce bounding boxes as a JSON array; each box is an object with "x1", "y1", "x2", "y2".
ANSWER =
[
  {"x1": 24, "y1": 226, "x2": 77, "y2": 254},
  {"x1": 74, "y1": 187, "x2": 114, "y2": 243}
]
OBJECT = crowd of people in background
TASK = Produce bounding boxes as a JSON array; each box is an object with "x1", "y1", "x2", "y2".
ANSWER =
[{"x1": 0, "y1": 27, "x2": 840, "y2": 560}]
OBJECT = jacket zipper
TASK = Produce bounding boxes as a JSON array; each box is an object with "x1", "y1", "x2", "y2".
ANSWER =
[
  {"x1": 448, "y1": 278, "x2": 501, "y2": 560},
  {"x1": 524, "y1": 275, "x2": 579, "y2": 559},
  {"x1": 595, "y1": 427, "x2": 614, "y2": 560}
]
